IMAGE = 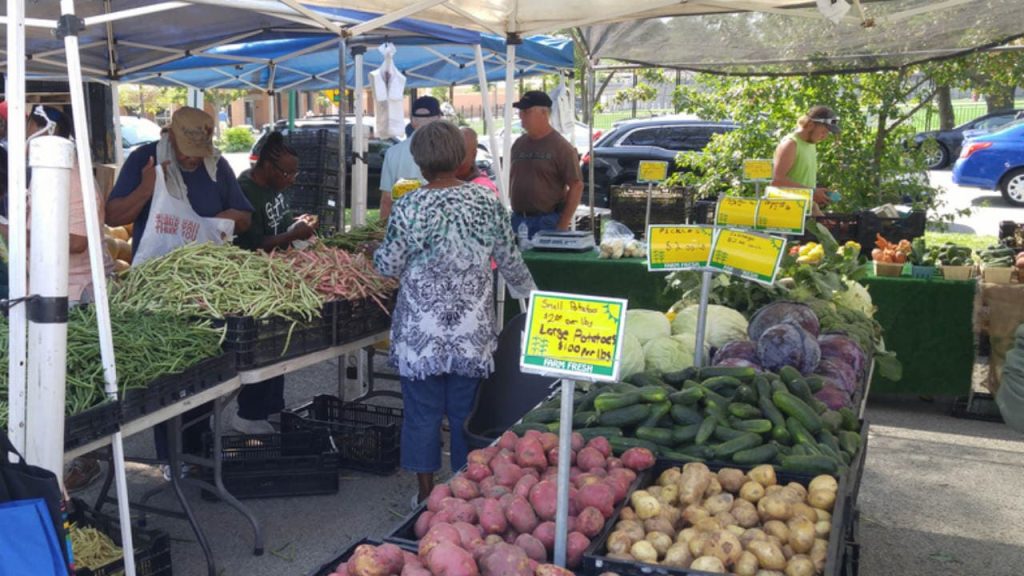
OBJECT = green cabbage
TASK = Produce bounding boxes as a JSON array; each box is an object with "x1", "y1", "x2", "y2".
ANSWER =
[
  {"x1": 643, "y1": 335, "x2": 696, "y2": 375},
  {"x1": 833, "y1": 280, "x2": 874, "y2": 317},
  {"x1": 625, "y1": 309, "x2": 671, "y2": 345},
  {"x1": 619, "y1": 334, "x2": 646, "y2": 379},
  {"x1": 670, "y1": 304, "x2": 749, "y2": 349}
]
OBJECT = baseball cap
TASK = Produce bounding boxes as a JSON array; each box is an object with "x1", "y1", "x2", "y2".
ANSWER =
[
  {"x1": 411, "y1": 96, "x2": 442, "y2": 118},
  {"x1": 170, "y1": 106, "x2": 216, "y2": 157},
  {"x1": 512, "y1": 91, "x2": 553, "y2": 110},
  {"x1": 808, "y1": 105, "x2": 840, "y2": 134}
]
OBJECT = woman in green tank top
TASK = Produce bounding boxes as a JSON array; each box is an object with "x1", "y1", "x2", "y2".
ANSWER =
[{"x1": 771, "y1": 105, "x2": 840, "y2": 210}]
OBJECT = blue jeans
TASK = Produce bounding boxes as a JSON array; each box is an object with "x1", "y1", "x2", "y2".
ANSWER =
[
  {"x1": 400, "y1": 373, "x2": 480, "y2": 474},
  {"x1": 511, "y1": 212, "x2": 560, "y2": 239}
]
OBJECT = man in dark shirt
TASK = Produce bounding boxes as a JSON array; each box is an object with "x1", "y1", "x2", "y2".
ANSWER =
[{"x1": 508, "y1": 91, "x2": 583, "y2": 237}]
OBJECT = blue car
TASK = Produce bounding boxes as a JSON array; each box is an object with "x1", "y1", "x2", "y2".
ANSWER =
[{"x1": 952, "y1": 121, "x2": 1024, "y2": 206}]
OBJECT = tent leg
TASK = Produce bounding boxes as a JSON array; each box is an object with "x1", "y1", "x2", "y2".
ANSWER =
[
  {"x1": 501, "y1": 40, "x2": 518, "y2": 199},
  {"x1": 587, "y1": 63, "x2": 596, "y2": 224},
  {"x1": 473, "y1": 45, "x2": 505, "y2": 205},
  {"x1": 353, "y1": 46, "x2": 367, "y2": 226},
  {"x1": 337, "y1": 38, "x2": 348, "y2": 232}
]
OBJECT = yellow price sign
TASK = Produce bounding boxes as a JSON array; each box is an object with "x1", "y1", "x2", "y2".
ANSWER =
[
  {"x1": 715, "y1": 197, "x2": 759, "y2": 228},
  {"x1": 637, "y1": 160, "x2": 669, "y2": 184},
  {"x1": 708, "y1": 229, "x2": 786, "y2": 285},
  {"x1": 756, "y1": 199, "x2": 807, "y2": 235},
  {"x1": 764, "y1": 186, "x2": 813, "y2": 216},
  {"x1": 743, "y1": 159, "x2": 773, "y2": 181},
  {"x1": 391, "y1": 178, "x2": 422, "y2": 201},
  {"x1": 647, "y1": 225, "x2": 714, "y2": 271},
  {"x1": 521, "y1": 291, "x2": 628, "y2": 382}
]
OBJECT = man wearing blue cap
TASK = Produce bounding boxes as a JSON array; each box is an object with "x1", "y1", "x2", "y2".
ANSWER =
[{"x1": 378, "y1": 96, "x2": 443, "y2": 221}]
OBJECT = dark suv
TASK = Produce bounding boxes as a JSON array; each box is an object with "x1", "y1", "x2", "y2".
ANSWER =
[
  {"x1": 581, "y1": 116, "x2": 737, "y2": 207},
  {"x1": 249, "y1": 116, "x2": 395, "y2": 209}
]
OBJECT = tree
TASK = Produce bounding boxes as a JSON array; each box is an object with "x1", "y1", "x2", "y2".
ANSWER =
[
  {"x1": 612, "y1": 68, "x2": 667, "y2": 117},
  {"x1": 923, "y1": 44, "x2": 1024, "y2": 114},
  {"x1": 118, "y1": 84, "x2": 186, "y2": 119},
  {"x1": 203, "y1": 89, "x2": 251, "y2": 137}
]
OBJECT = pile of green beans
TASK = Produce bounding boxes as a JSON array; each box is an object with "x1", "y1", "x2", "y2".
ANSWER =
[
  {"x1": 0, "y1": 305, "x2": 224, "y2": 417},
  {"x1": 112, "y1": 243, "x2": 323, "y2": 322},
  {"x1": 321, "y1": 221, "x2": 386, "y2": 252}
]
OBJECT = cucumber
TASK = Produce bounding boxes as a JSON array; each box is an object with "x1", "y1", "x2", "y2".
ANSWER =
[
  {"x1": 710, "y1": 432, "x2": 762, "y2": 458},
  {"x1": 670, "y1": 404, "x2": 704, "y2": 426},
  {"x1": 545, "y1": 421, "x2": 561, "y2": 433},
  {"x1": 669, "y1": 387, "x2": 704, "y2": 405},
  {"x1": 702, "y1": 388, "x2": 731, "y2": 411},
  {"x1": 678, "y1": 444, "x2": 714, "y2": 459},
  {"x1": 727, "y1": 402, "x2": 762, "y2": 420},
  {"x1": 657, "y1": 413, "x2": 674, "y2": 427},
  {"x1": 572, "y1": 411, "x2": 599, "y2": 427},
  {"x1": 803, "y1": 375, "x2": 825, "y2": 393},
  {"x1": 759, "y1": 396, "x2": 787, "y2": 429},
  {"x1": 575, "y1": 427, "x2": 623, "y2": 441},
  {"x1": 816, "y1": 431, "x2": 843, "y2": 461},
  {"x1": 636, "y1": 386, "x2": 670, "y2": 403},
  {"x1": 522, "y1": 408, "x2": 561, "y2": 424},
  {"x1": 627, "y1": 372, "x2": 666, "y2": 388},
  {"x1": 682, "y1": 379, "x2": 702, "y2": 389},
  {"x1": 636, "y1": 426, "x2": 676, "y2": 446},
  {"x1": 659, "y1": 449, "x2": 704, "y2": 463},
  {"x1": 786, "y1": 416, "x2": 817, "y2": 446},
  {"x1": 838, "y1": 408, "x2": 859, "y2": 432},
  {"x1": 608, "y1": 435, "x2": 660, "y2": 456},
  {"x1": 713, "y1": 425, "x2": 747, "y2": 442},
  {"x1": 732, "y1": 443, "x2": 779, "y2": 465},
  {"x1": 734, "y1": 384, "x2": 759, "y2": 405},
  {"x1": 821, "y1": 411, "x2": 843, "y2": 433},
  {"x1": 780, "y1": 455, "x2": 839, "y2": 475},
  {"x1": 700, "y1": 375, "x2": 744, "y2": 391},
  {"x1": 779, "y1": 365, "x2": 802, "y2": 385},
  {"x1": 576, "y1": 385, "x2": 607, "y2": 412},
  {"x1": 510, "y1": 422, "x2": 548, "y2": 435},
  {"x1": 771, "y1": 380, "x2": 789, "y2": 395},
  {"x1": 773, "y1": 390, "x2": 823, "y2": 433},
  {"x1": 785, "y1": 377, "x2": 814, "y2": 404},
  {"x1": 594, "y1": 392, "x2": 642, "y2": 413},
  {"x1": 809, "y1": 398, "x2": 829, "y2": 415},
  {"x1": 599, "y1": 404, "x2": 651, "y2": 427},
  {"x1": 695, "y1": 418, "x2": 717, "y2": 445},
  {"x1": 662, "y1": 367, "x2": 698, "y2": 387},
  {"x1": 731, "y1": 418, "x2": 773, "y2": 434},
  {"x1": 771, "y1": 424, "x2": 793, "y2": 446},
  {"x1": 641, "y1": 401, "x2": 672, "y2": 428},
  {"x1": 753, "y1": 375, "x2": 772, "y2": 401},
  {"x1": 699, "y1": 366, "x2": 757, "y2": 382},
  {"x1": 672, "y1": 423, "x2": 701, "y2": 444},
  {"x1": 838, "y1": 430, "x2": 862, "y2": 455}
]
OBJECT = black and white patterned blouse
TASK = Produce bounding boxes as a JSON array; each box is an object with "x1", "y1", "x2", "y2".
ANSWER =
[{"x1": 374, "y1": 182, "x2": 537, "y2": 379}]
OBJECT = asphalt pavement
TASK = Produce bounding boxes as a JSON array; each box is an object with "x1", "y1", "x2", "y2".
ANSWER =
[{"x1": 927, "y1": 169, "x2": 1021, "y2": 236}]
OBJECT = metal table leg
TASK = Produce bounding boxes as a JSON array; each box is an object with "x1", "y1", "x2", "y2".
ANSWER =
[{"x1": 167, "y1": 415, "x2": 218, "y2": 576}]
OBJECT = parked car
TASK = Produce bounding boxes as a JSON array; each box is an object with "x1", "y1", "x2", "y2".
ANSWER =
[
  {"x1": 952, "y1": 121, "x2": 1024, "y2": 206},
  {"x1": 119, "y1": 116, "x2": 162, "y2": 156},
  {"x1": 913, "y1": 109, "x2": 1024, "y2": 170},
  {"x1": 580, "y1": 116, "x2": 737, "y2": 207}
]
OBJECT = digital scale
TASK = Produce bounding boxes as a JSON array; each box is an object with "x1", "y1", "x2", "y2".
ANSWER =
[{"x1": 530, "y1": 230, "x2": 596, "y2": 252}]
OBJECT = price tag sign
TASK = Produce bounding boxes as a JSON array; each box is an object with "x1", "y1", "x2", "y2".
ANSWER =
[
  {"x1": 715, "y1": 197, "x2": 759, "y2": 228},
  {"x1": 756, "y1": 199, "x2": 808, "y2": 235},
  {"x1": 764, "y1": 186, "x2": 813, "y2": 216},
  {"x1": 521, "y1": 291, "x2": 627, "y2": 382},
  {"x1": 708, "y1": 229, "x2": 787, "y2": 285},
  {"x1": 647, "y1": 225, "x2": 715, "y2": 271},
  {"x1": 743, "y1": 159, "x2": 773, "y2": 181},
  {"x1": 637, "y1": 160, "x2": 669, "y2": 184}
]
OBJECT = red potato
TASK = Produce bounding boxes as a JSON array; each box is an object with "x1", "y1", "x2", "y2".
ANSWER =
[
  {"x1": 515, "y1": 533, "x2": 548, "y2": 563},
  {"x1": 620, "y1": 447, "x2": 656, "y2": 471},
  {"x1": 568, "y1": 467, "x2": 583, "y2": 482},
  {"x1": 428, "y1": 485, "x2": 452, "y2": 512},
  {"x1": 484, "y1": 485, "x2": 512, "y2": 499},
  {"x1": 348, "y1": 543, "x2": 404, "y2": 576},
  {"x1": 453, "y1": 521, "x2": 485, "y2": 550},
  {"x1": 414, "y1": 511, "x2": 435, "y2": 538},
  {"x1": 532, "y1": 521, "x2": 557, "y2": 552},
  {"x1": 515, "y1": 437, "x2": 548, "y2": 470},
  {"x1": 450, "y1": 477, "x2": 481, "y2": 500},
  {"x1": 606, "y1": 457, "x2": 623, "y2": 469},
  {"x1": 608, "y1": 467, "x2": 637, "y2": 485},
  {"x1": 483, "y1": 534, "x2": 504, "y2": 547},
  {"x1": 503, "y1": 529, "x2": 519, "y2": 544},
  {"x1": 574, "y1": 473, "x2": 605, "y2": 488},
  {"x1": 400, "y1": 565, "x2": 431, "y2": 576},
  {"x1": 471, "y1": 498, "x2": 486, "y2": 516},
  {"x1": 566, "y1": 532, "x2": 591, "y2": 569},
  {"x1": 468, "y1": 447, "x2": 499, "y2": 466},
  {"x1": 542, "y1": 468, "x2": 559, "y2": 482},
  {"x1": 521, "y1": 468, "x2": 540, "y2": 480},
  {"x1": 499, "y1": 493, "x2": 516, "y2": 507},
  {"x1": 402, "y1": 551, "x2": 420, "y2": 568},
  {"x1": 480, "y1": 499, "x2": 509, "y2": 535},
  {"x1": 535, "y1": 564, "x2": 575, "y2": 576},
  {"x1": 546, "y1": 447, "x2": 575, "y2": 467},
  {"x1": 586, "y1": 437, "x2": 612, "y2": 458},
  {"x1": 466, "y1": 463, "x2": 492, "y2": 482},
  {"x1": 490, "y1": 450, "x2": 516, "y2": 470},
  {"x1": 427, "y1": 541, "x2": 479, "y2": 576},
  {"x1": 429, "y1": 510, "x2": 457, "y2": 528},
  {"x1": 498, "y1": 431, "x2": 519, "y2": 450},
  {"x1": 529, "y1": 481, "x2": 559, "y2": 521},
  {"x1": 575, "y1": 482, "x2": 616, "y2": 519},
  {"x1": 604, "y1": 475, "x2": 631, "y2": 503},
  {"x1": 419, "y1": 523, "x2": 461, "y2": 560},
  {"x1": 334, "y1": 562, "x2": 347, "y2": 576},
  {"x1": 576, "y1": 506, "x2": 605, "y2": 538},
  {"x1": 576, "y1": 447, "x2": 606, "y2": 472},
  {"x1": 479, "y1": 476, "x2": 499, "y2": 494},
  {"x1": 523, "y1": 430, "x2": 543, "y2": 441},
  {"x1": 478, "y1": 542, "x2": 533, "y2": 576},
  {"x1": 513, "y1": 474, "x2": 539, "y2": 499},
  {"x1": 449, "y1": 501, "x2": 478, "y2": 524},
  {"x1": 505, "y1": 495, "x2": 539, "y2": 534},
  {"x1": 528, "y1": 559, "x2": 539, "y2": 574},
  {"x1": 571, "y1": 432, "x2": 585, "y2": 452},
  {"x1": 538, "y1": 432, "x2": 559, "y2": 452},
  {"x1": 492, "y1": 462, "x2": 525, "y2": 488}
]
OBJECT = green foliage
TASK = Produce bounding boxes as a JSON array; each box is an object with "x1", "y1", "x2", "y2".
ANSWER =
[
  {"x1": 220, "y1": 126, "x2": 255, "y2": 152},
  {"x1": 666, "y1": 72, "x2": 936, "y2": 214},
  {"x1": 923, "y1": 44, "x2": 1024, "y2": 111},
  {"x1": 118, "y1": 85, "x2": 186, "y2": 118},
  {"x1": 613, "y1": 68, "x2": 668, "y2": 115},
  {"x1": 430, "y1": 86, "x2": 449, "y2": 102}
]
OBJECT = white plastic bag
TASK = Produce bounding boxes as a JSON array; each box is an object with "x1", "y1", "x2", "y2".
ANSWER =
[
  {"x1": 132, "y1": 165, "x2": 235, "y2": 265},
  {"x1": 598, "y1": 219, "x2": 645, "y2": 259}
]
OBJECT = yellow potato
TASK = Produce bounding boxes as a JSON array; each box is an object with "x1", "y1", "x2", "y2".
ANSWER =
[
  {"x1": 735, "y1": 551, "x2": 759, "y2": 576},
  {"x1": 688, "y1": 532, "x2": 711, "y2": 557},
  {"x1": 748, "y1": 464, "x2": 777, "y2": 487},
  {"x1": 790, "y1": 503, "x2": 818, "y2": 524},
  {"x1": 758, "y1": 495, "x2": 794, "y2": 522},
  {"x1": 704, "y1": 477, "x2": 723, "y2": 498},
  {"x1": 630, "y1": 540, "x2": 659, "y2": 564},
  {"x1": 808, "y1": 475, "x2": 838, "y2": 494},
  {"x1": 782, "y1": 544, "x2": 795, "y2": 560},
  {"x1": 748, "y1": 539, "x2": 787, "y2": 570},
  {"x1": 682, "y1": 504, "x2": 711, "y2": 526},
  {"x1": 705, "y1": 493, "x2": 734, "y2": 516},
  {"x1": 787, "y1": 518, "x2": 815, "y2": 554},
  {"x1": 739, "y1": 527, "x2": 767, "y2": 547},
  {"x1": 763, "y1": 520, "x2": 790, "y2": 542},
  {"x1": 809, "y1": 539, "x2": 828, "y2": 573},
  {"x1": 740, "y1": 481, "x2": 766, "y2": 503},
  {"x1": 647, "y1": 486, "x2": 664, "y2": 499},
  {"x1": 677, "y1": 527, "x2": 698, "y2": 544},
  {"x1": 689, "y1": 555, "x2": 727, "y2": 573},
  {"x1": 814, "y1": 520, "x2": 831, "y2": 538},
  {"x1": 784, "y1": 554, "x2": 815, "y2": 576},
  {"x1": 658, "y1": 467, "x2": 683, "y2": 487},
  {"x1": 786, "y1": 482, "x2": 808, "y2": 501},
  {"x1": 679, "y1": 463, "x2": 713, "y2": 506},
  {"x1": 620, "y1": 507, "x2": 638, "y2": 521},
  {"x1": 659, "y1": 484, "x2": 680, "y2": 506},
  {"x1": 631, "y1": 491, "x2": 663, "y2": 519},
  {"x1": 725, "y1": 525, "x2": 745, "y2": 538},
  {"x1": 714, "y1": 511, "x2": 737, "y2": 529},
  {"x1": 616, "y1": 521, "x2": 646, "y2": 542},
  {"x1": 607, "y1": 552, "x2": 635, "y2": 562},
  {"x1": 694, "y1": 518, "x2": 720, "y2": 534},
  {"x1": 659, "y1": 505, "x2": 681, "y2": 527},
  {"x1": 113, "y1": 259, "x2": 130, "y2": 274},
  {"x1": 807, "y1": 489, "x2": 836, "y2": 512},
  {"x1": 646, "y1": 531, "x2": 673, "y2": 557},
  {"x1": 662, "y1": 543, "x2": 693, "y2": 568},
  {"x1": 776, "y1": 487, "x2": 802, "y2": 504},
  {"x1": 607, "y1": 531, "x2": 635, "y2": 555},
  {"x1": 731, "y1": 499, "x2": 760, "y2": 528},
  {"x1": 644, "y1": 517, "x2": 675, "y2": 538},
  {"x1": 700, "y1": 529, "x2": 743, "y2": 567},
  {"x1": 717, "y1": 468, "x2": 748, "y2": 494},
  {"x1": 815, "y1": 509, "x2": 831, "y2": 523}
]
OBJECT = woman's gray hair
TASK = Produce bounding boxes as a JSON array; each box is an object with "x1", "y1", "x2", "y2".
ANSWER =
[{"x1": 410, "y1": 120, "x2": 465, "y2": 179}]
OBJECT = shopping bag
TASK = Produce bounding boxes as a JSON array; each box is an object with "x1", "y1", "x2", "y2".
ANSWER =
[
  {"x1": 133, "y1": 165, "x2": 235, "y2": 265},
  {"x1": 0, "y1": 432, "x2": 70, "y2": 574},
  {"x1": 0, "y1": 498, "x2": 68, "y2": 576}
]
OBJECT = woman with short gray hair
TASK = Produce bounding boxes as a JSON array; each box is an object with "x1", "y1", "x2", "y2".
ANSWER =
[{"x1": 374, "y1": 120, "x2": 536, "y2": 505}]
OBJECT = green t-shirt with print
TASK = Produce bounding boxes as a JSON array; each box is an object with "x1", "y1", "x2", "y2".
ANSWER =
[{"x1": 234, "y1": 169, "x2": 291, "y2": 252}]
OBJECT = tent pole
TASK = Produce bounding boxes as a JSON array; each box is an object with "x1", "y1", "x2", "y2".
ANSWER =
[
  {"x1": 501, "y1": 36, "x2": 519, "y2": 200},
  {"x1": 337, "y1": 37, "x2": 348, "y2": 232},
  {"x1": 352, "y1": 45, "x2": 367, "y2": 226},
  {"x1": 5, "y1": 0, "x2": 28, "y2": 452},
  {"x1": 60, "y1": 2, "x2": 138, "y2": 573},
  {"x1": 112, "y1": 81, "x2": 124, "y2": 166},
  {"x1": 473, "y1": 45, "x2": 505, "y2": 206},
  {"x1": 587, "y1": 61, "x2": 596, "y2": 230}
]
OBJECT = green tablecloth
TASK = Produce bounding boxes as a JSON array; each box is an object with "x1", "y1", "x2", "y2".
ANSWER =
[{"x1": 514, "y1": 250, "x2": 976, "y2": 396}]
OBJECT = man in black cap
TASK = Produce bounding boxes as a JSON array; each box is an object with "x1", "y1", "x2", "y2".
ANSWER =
[
  {"x1": 771, "y1": 105, "x2": 840, "y2": 211},
  {"x1": 508, "y1": 90, "x2": 583, "y2": 237},
  {"x1": 379, "y1": 95, "x2": 443, "y2": 221}
]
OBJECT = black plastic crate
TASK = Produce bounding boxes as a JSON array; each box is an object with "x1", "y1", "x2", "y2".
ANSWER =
[
  {"x1": 217, "y1": 305, "x2": 335, "y2": 369},
  {"x1": 282, "y1": 395, "x2": 402, "y2": 475},
  {"x1": 801, "y1": 212, "x2": 860, "y2": 245},
  {"x1": 856, "y1": 210, "x2": 926, "y2": 251},
  {"x1": 296, "y1": 148, "x2": 342, "y2": 173},
  {"x1": 998, "y1": 220, "x2": 1024, "y2": 250},
  {"x1": 363, "y1": 294, "x2": 395, "y2": 335},
  {"x1": 334, "y1": 298, "x2": 370, "y2": 344},
  {"x1": 610, "y1": 185, "x2": 699, "y2": 238},
  {"x1": 121, "y1": 353, "x2": 236, "y2": 424},
  {"x1": 65, "y1": 400, "x2": 121, "y2": 451},
  {"x1": 294, "y1": 168, "x2": 341, "y2": 190},
  {"x1": 201, "y1": 431, "x2": 340, "y2": 500},
  {"x1": 583, "y1": 458, "x2": 850, "y2": 576},
  {"x1": 70, "y1": 498, "x2": 172, "y2": 576},
  {"x1": 285, "y1": 128, "x2": 347, "y2": 150}
]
